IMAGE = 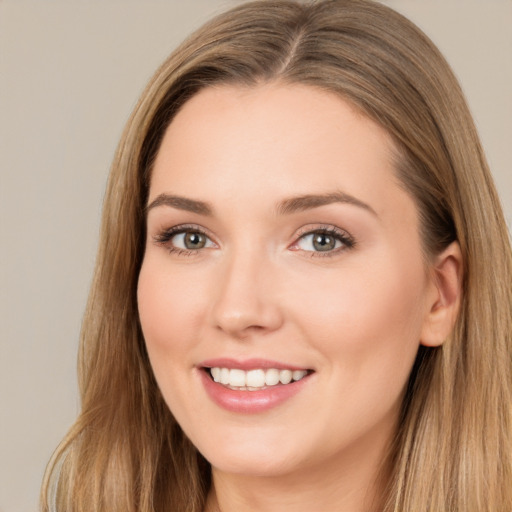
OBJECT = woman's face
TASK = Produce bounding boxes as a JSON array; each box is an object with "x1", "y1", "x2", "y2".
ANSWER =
[{"x1": 138, "y1": 84, "x2": 438, "y2": 480}]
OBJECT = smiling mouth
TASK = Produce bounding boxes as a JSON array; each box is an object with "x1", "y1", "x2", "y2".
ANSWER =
[{"x1": 204, "y1": 367, "x2": 312, "y2": 391}]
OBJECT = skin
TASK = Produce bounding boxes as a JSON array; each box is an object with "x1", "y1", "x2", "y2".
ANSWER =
[{"x1": 137, "y1": 83, "x2": 461, "y2": 512}]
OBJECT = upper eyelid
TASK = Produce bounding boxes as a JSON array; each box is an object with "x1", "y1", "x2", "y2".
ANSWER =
[
  {"x1": 154, "y1": 223, "x2": 212, "y2": 236},
  {"x1": 294, "y1": 224, "x2": 354, "y2": 240}
]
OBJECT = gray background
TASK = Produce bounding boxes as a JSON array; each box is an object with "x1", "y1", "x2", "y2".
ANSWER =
[{"x1": 1, "y1": 1, "x2": 510, "y2": 511}]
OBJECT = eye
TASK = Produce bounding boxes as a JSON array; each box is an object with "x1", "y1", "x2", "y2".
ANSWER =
[
  {"x1": 172, "y1": 231, "x2": 211, "y2": 250},
  {"x1": 293, "y1": 227, "x2": 355, "y2": 255},
  {"x1": 153, "y1": 225, "x2": 216, "y2": 254}
]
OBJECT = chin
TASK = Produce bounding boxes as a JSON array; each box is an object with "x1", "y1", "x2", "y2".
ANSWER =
[
  {"x1": 193, "y1": 426, "x2": 306, "y2": 478},
  {"x1": 207, "y1": 452, "x2": 301, "y2": 478}
]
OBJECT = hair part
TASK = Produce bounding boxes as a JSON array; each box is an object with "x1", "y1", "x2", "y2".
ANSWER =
[{"x1": 42, "y1": 1, "x2": 512, "y2": 511}]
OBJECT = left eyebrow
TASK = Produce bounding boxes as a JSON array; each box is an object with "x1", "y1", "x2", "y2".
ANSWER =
[{"x1": 276, "y1": 191, "x2": 377, "y2": 216}]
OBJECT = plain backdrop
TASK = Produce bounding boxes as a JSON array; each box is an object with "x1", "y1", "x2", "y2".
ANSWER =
[{"x1": 1, "y1": 1, "x2": 510, "y2": 511}]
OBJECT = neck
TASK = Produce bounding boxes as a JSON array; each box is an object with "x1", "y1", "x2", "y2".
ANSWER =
[{"x1": 204, "y1": 440, "x2": 392, "y2": 512}]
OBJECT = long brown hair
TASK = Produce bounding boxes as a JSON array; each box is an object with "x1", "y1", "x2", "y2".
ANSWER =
[{"x1": 41, "y1": 1, "x2": 512, "y2": 510}]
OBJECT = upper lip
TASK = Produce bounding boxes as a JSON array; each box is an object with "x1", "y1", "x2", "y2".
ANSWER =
[{"x1": 199, "y1": 358, "x2": 312, "y2": 371}]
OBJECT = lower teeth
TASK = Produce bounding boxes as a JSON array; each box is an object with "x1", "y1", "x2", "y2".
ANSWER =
[{"x1": 227, "y1": 385, "x2": 265, "y2": 392}]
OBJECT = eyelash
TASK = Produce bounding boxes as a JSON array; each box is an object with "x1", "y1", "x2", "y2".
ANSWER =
[
  {"x1": 153, "y1": 224, "x2": 214, "y2": 257},
  {"x1": 293, "y1": 225, "x2": 355, "y2": 258},
  {"x1": 153, "y1": 224, "x2": 355, "y2": 258}
]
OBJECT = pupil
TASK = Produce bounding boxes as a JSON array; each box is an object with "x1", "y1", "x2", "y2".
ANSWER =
[
  {"x1": 185, "y1": 232, "x2": 205, "y2": 249},
  {"x1": 313, "y1": 234, "x2": 335, "y2": 251}
]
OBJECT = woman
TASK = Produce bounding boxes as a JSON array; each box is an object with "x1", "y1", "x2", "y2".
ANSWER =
[{"x1": 41, "y1": 0, "x2": 512, "y2": 511}]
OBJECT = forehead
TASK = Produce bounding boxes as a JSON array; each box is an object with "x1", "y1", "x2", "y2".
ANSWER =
[
  {"x1": 148, "y1": 83, "x2": 415, "y2": 227},
  {"x1": 152, "y1": 85, "x2": 392, "y2": 183}
]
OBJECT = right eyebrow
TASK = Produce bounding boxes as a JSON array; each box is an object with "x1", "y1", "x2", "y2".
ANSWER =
[{"x1": 145, "y1": 193, "x2": 213, "y2": 216}]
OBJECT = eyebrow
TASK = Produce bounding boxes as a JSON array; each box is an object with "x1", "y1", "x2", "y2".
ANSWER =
[
  {"x1": 146, "y1": 193, "x2": 213, "y2": 216},
  {"x1": 276, "y1": 191, "x2": 377, "y2": 216},
  {"x1": 145, "y1": 190, "x2": 376, "y2": 217}
]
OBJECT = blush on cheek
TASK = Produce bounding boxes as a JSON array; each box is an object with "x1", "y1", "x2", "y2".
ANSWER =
[
  {"x1": 137, "y1": 265, "x2": 173, "y2": 353},
  {"x1": 312, "y1": 272, "x2": 426, "y2": 383},
  {"x1": 138, "y1": 263, "x2": 206, "y2": 360}
]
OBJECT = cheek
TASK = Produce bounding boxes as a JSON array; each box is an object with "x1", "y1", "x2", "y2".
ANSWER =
[
  {"x1": 287, "y1": 251, "x2": 428, "y2": 392},
  {"x1": 137, "y1": 257, "x2": 204, "y2": 352},
  {"x1": 294, "y1": 260, "x2": 425, "y2": 342},
  {"x1": 137, "y1": 257, "x2": 208, "y2": 419},
  {"x1": 137, "y1": 257, "x2": 210, "y2": 411}
]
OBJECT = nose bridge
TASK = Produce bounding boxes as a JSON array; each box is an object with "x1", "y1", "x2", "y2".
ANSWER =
[{"x1": 211, "y1": 242, "x2": 282, "y2": 337}]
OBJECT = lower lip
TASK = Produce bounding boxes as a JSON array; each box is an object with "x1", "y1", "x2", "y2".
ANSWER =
[{"x1": 199, "y1": 369, "x2": 310, "y2": 414}]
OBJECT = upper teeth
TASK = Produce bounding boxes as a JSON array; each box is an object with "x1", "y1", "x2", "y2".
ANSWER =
[{"x1": 209, "y1": 367, "x2": 308, "y2": 389}]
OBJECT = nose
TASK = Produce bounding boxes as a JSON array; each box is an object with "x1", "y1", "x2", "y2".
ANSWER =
[{"x1": 210, "y1": 249, "x2": 284, "y2": 339}]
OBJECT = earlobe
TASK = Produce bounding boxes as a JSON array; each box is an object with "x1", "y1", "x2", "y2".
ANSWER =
[{"x1": 420, "y1": 241, "x2": 463, "y2": 347}]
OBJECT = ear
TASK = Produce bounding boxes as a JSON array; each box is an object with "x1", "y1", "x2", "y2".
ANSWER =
[{"x1": 420, "y1": 241, "x2": 463, "y2": 347}]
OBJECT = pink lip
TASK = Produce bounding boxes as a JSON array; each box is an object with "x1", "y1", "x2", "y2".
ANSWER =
[
  {"x1": 198, "y1": 364, "x2": 312, "y2": 414},
  {"x1": 200, "y1": 358, "x2": 308, "y2": 371}
]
